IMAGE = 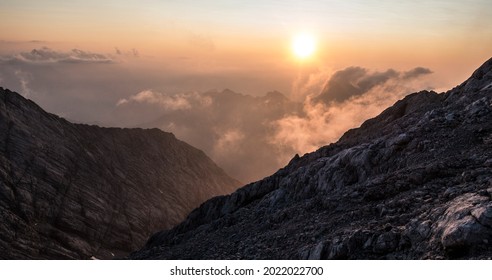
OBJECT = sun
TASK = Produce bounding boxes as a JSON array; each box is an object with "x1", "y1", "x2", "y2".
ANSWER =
[{"x1": 292, "y1": 33, "x2": 316, "y2": 59}]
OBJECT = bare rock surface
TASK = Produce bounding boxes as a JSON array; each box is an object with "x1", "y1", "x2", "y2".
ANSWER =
[
  {"x1": 130, "y1": 57, "x2": 492, "y2": 260},
  {"x1": 0, "y1": 88, "x2": 240, "y2": 259}
]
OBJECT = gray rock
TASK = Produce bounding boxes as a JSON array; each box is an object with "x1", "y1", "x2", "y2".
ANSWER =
[
  {"x1": 307, "y1": 241, "x2": 326, "y2": 260},
  {"x1": 440, "y1": 216, "x2": 487, "y2": 251},
  {"x1": 437, "y1": 194, "x2": 492, "y2": 253},
  {"x1": 471, "y1": 205, "x2": 492, "y2": 228},
  {"x1": 327, "y1": 238, "x2": 349, "y2": 259},
  {"x1": 0, "y1": 88, "x2": 240, "y2": 259}
]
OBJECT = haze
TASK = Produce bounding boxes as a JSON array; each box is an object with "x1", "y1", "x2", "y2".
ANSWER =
[{"x1": 1, "y1": 0, "x2": 492, "y2": 182}]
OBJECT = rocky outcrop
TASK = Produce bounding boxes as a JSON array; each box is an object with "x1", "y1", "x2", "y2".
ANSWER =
[
  {"x1": 129, "y1": 57, "x2": 492, "y2": 260},
  {"x1": 0, "y1": 88, "x2": 240, "y2": 259}
]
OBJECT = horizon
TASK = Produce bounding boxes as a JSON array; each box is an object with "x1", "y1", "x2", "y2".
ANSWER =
[{"x1": 1, "y1": 0, "x2": 492, "y2": 182}]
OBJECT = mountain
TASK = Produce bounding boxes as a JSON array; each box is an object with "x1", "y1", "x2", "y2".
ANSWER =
[
  {"x1": 0, "y1": 88, "x2": 240, "y2": 259},
  {"x1": 112, "y1": 89, "x2": 303, "y2": 183},
  {"x1": 129, "y1": 57, "x2": 492, "y2": 260}
]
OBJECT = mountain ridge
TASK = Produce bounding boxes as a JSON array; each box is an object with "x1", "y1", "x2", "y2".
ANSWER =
[
  {"x1": 0, "y1": 87, "x2": 240, "y2": 259},
  {"x1": 129, "y1": 57, "x2": 492, "y2": 260}
]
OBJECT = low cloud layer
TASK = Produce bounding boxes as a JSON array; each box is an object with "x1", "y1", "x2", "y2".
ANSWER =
[
  {"x1": 0, "y1": 45, "x2": 435, "y2": 182},
  {"x1": 113, "y1": 65, "x2": 433, "y2": 182},
  {"x1": 114, "y1": 89, "x2": 303, "y2": 182},
  {"x1": 116, "y1": 90, "x2": 199, "y2": 110},
  {"x1": 114, "y1": 47, "x2": 139, "y2": 57},
  {"x1": 1, "y1": 47, "x2": 113, "y2": 64}
]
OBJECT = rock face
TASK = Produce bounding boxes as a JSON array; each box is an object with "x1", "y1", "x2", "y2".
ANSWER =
[
  {"x1": 0, "y1": 88, "x2": 240, "y2": 259},
  {"x1": 130, "y1": 57, "x2": 492, "y2": 260}
]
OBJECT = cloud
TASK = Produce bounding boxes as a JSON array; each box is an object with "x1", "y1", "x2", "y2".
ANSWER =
[
  {"x1": 291, "y1": 65, "x2": 331, "y2": 102},
  {"x1": 1, "y1": 47, "x2": 113, "y2": 64},
  {"x1": 315, "y1": 67, "x2": 404, "y2": 104},
  {"x1": 291, "y1": 66, "x2": 426, "y2": 105},
  {"x1": 112, "y1": 89, "x2": 302, "y2": 183},
  {"x1": 114, "y1": 47, "x2": 140, "y2": 57},
  {"x1": 108, "y1": 65, "x2": 433, "y2": 183},
  {"x1": 117, "y1": 90, "x2": 196, "y2": 111},
  {"x1": 0, "y1": 39, "x2": 49, "y2": 45},
  {"x1": 270, "y1": 66, "x2": 435, "y2": 161},
  {"x1": 0, "y1": 49, "x2": 434, "y2": 184},
  {"x1": 270, "y1": 88, "x2": 403, "y2": 161},
  {"x1": 402, "y1": 67, "x2": 433, "y2": 79},
  {"x1": 116, "y1": 90, "x2": 191, "y2": 110},
  {"x1": 14, "y1": 70, "x2": 34, "y2": 97},
  {"x1": 28, "y1": 40, "x2": 48, "y2": 44},
  {"x1": 213, "y1": 129, "x2": 245, "y2": 157}
]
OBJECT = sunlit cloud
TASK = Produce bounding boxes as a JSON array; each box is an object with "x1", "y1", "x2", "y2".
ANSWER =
[
  {"x1": 270, "y1": 66, "x2": 435, "y2": 162},
  {"x1": 0, "y1": 42, "x2": 436, "y2": 183},
  {"x1": 110, "y1": 65, "x2": 433, "y2": 183},
  {"x1": 316, "y1": 67, "x2": 399, "y2": 104},
  {"x1": 117, "y1": 90, "x2": 212, "y2": 111}
]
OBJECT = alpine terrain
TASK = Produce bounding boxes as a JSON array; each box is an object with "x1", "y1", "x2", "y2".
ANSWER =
[
  {"x1": 130, "y1": 57, "x2": 492, "y2": 260},
  {"x1": 0, "y1": 88, "x2": 240, "y2": 259}
]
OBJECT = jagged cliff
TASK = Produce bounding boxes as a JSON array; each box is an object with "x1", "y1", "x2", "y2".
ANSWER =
[
  {"x1": 130, "y1": 57, "x2": 492, "y2": 259},
  {"x1": 0, "y1": 88, "x2": 240, "y2": 259}
]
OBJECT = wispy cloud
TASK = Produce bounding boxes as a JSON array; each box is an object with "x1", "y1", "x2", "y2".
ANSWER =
[
  {"x1": 402, "y1": 67, "x2": 433, "y2": 79},
  {"x1": 113, "y1": 89, "x2": 302, "y2": 182},
  {"x1": 114, "y1": 47, "x2": 140, "y2": 57},
  {"x1": 0, "y1": 39, "x2": 49, "y2": 45},
  {"x1": 14, "y1": 70, "x2": 34, "y2": 97},
  {"x1": 1, "y1": 47, "x2": 113, "y2": 64},
  {"x1": 116, "y1": 90, "x2": 213, "y2": 110}
]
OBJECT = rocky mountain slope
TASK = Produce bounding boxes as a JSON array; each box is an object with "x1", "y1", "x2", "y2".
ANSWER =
[
  {"x1": 130, "y1": 57, "x2": 492, "y2": 260},
  {"x1": 0, "y1": 88, "x2": 240, "y2": 259}
]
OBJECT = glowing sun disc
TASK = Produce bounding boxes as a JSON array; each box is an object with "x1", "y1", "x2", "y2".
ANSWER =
[{"x1": 292, "y1": 33, "x2": 316, "y2": 59}]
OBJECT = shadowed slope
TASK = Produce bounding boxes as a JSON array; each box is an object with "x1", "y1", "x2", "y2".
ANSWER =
[{"x1": 0, "y1": 88, "x2": 240, "y2": 259}]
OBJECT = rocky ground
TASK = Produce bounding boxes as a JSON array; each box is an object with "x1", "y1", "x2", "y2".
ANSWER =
[
  {"x1": 0, "y1": 88, "x2": 240, "y2": 259},
  {"x1": 129, "y1": 57, "x2": 492, "y2": 260}
]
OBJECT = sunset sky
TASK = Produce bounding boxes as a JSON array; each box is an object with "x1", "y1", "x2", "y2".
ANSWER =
[
  {"x1": 2, "y1": 0, "x2": 492, "y2": 88},
  {"x1": 1, "y1": 0, "x2": 492, "y2": 181}
]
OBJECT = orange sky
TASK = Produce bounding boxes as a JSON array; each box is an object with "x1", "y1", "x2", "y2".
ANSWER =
[
  {"x1": 1, "y1": 0, "x2": 492, "y2": 114},
  {"x1": 1, "y1": 1, "x2": 492, "y2": 182},
  {"x1": 2, "y1": 1, "x2": 491, "y2": 88}
]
